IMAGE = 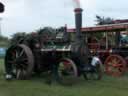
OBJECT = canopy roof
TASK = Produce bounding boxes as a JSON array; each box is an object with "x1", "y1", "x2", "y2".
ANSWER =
[{"x1": 67, "y1": 23, "x2": 128, "y2": 33}]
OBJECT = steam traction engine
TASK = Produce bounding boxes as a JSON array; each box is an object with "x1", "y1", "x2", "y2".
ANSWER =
[{"x1": 4, "y1": 8, "x2": 102, "y2": 83}]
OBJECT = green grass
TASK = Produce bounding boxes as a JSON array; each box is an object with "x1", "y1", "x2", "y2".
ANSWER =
[{"x1": 0, "y1": 59, "x2": 128, "y2": 96}]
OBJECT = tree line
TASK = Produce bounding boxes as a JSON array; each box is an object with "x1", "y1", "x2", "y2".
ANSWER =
[{"x1": 0, "y1": 15, "x2": 114, "y2": 47}]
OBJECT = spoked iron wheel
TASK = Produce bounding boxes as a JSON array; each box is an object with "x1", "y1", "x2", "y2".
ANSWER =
[
  {"x1": 5, "y1": 44, "x2": 34, "y2": 79},
  {"x1": 104, "y1": 54, "x2": 126, "y2": 77},
  {"x1": 83, "y1": 61, "x2": 103, "y2": 80},
  {"x1": 56, "y1": 58, "x2": 78, "y2": 85}
]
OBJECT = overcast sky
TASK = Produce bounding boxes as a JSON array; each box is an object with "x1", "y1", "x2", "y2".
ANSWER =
[{"x1": 0, "y1": 0, "x2": 128, "y2": 37}]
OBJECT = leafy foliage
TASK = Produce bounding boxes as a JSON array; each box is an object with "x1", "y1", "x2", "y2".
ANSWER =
[
  {"x1": 0, "y1": 35, "x2": 9, "y2": 47},
  {"x1": 37, "y1": 27, "x2": 56, "y2": 40},
  {"x1": 0, "y1": 35, "x2": 8, "y2": 41},
  {"x1": 96, "y1": 15, "x2": 114, "y2": 25},
  {"x1": 10, "y1": 26, "x2": 66, "y2": 46},
  {"x1": 10, "y1": 32, "x2": 27, "y2": 45}
]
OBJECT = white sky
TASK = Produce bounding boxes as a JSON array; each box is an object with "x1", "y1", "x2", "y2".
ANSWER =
[{"x1": 0, "y1": 0, "x2": 128, "y2": 37}]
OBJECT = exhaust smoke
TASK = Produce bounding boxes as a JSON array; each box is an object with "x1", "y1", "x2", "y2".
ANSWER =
[{"x1": 73, "y1": 0, "x2": 81, "y2": 8}]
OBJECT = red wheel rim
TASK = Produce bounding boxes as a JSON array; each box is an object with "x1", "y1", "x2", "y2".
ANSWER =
[{"x1": 104, "y1": 55, "x2": 126, "y2": 77}]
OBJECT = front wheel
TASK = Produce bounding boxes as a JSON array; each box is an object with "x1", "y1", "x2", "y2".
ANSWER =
[
  {"x1": 56, "y1": 58, "x2": 78, "y2": 85},
  {"x1": 5, "y1": 44, "x2": 34, "y2": 80}
]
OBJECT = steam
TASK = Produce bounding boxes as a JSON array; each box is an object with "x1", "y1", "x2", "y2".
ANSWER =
[{"x1": 73, "y1": 0, "x2": 81, "y2": 8}]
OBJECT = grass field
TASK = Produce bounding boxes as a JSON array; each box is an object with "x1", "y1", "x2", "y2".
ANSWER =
[{"x1": 0, "y1": 59, "x2": 128, "y2": 96}]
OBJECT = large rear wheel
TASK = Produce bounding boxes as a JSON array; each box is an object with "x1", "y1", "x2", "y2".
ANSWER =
[{"x1": 5, "y1": 44, "x2": 34, "y2": 79}]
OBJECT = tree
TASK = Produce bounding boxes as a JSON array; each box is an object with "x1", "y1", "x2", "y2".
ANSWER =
[
  {"x1": 0, "y1": 35, "x2": 9, "y2": 47},
  {"x1": 10, "y1": 32, "x2": 27, "y2": 45},
  {"x1": 37, "y1": 27, "x2": 56, "y2": 41},
  {"x1": 10, "y1": 26, "x2": 67, "y2": 46},
  {"x1": 0, "y1": 35, "x2": 8, "y2": 41},
  {"x1": 96, "y1": 15, "x2": 114, "y2": 25}
]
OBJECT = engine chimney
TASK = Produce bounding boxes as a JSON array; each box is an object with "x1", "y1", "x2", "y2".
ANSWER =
[{"x1": 74, "y1": 8, "x2": 83, "y2": 40}]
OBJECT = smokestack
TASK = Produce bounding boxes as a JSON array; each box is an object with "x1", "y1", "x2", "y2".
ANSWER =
[{"x1": 74, "y1": 8, "x2": 83, "y2": 40}]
